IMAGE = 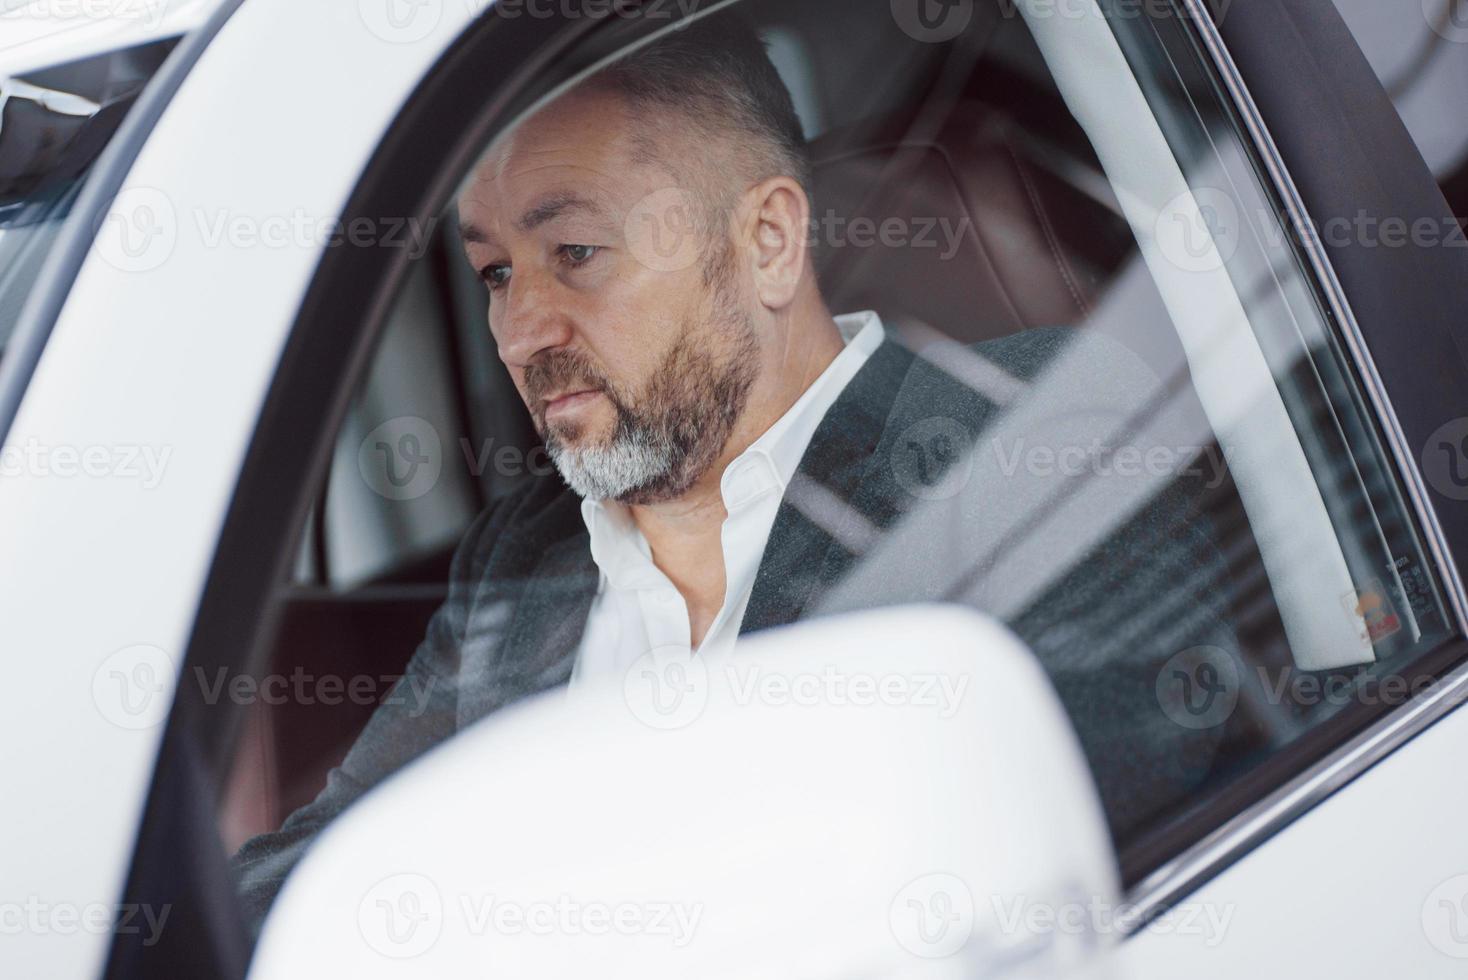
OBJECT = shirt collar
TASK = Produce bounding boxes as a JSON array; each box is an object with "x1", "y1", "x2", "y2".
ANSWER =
[
  {"x1": 734, "y1": 309, "x2": 885, "y2": 496},
  {"x1": 580, "y1": 310, "x2": 886, "y2": 586}
]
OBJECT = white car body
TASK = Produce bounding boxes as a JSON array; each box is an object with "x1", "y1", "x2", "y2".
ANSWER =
[{"x1": 2, "y1": 0, "x2": 1467, "y2": 976}]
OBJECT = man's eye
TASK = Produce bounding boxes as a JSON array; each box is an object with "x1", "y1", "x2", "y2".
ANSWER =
[
  {"x1": 559, "y1": 244, "x2": 599, "y2": 266},
  {"x1": 481, "y1": 264, "x2": 511, "y2": 290}
]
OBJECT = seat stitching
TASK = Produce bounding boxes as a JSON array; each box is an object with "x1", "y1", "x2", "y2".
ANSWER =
[{"x1": 1005, "y1": 138, "x2": 1090, "y2": 319}]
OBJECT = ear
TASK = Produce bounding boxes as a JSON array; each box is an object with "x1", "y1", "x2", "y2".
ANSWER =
[{"x1": 739, "y1": 176, "x2": 811, "y2": 311}]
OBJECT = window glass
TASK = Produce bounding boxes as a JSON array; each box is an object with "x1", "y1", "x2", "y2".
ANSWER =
[
  {"x1": 222, "y1": 0, "x2": 1461, "y2": 937},
  {"x1": 0, "y1": 38, "x2": 176, "y2": 353}
]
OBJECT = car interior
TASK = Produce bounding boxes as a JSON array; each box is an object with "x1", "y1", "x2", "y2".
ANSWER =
[{"x1": 214, "y1": 0, "x2": 1457, "y2": 888}]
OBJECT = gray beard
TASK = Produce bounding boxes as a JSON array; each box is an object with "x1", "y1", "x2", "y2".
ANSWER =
[
  {"x1": 542, "y1": 313, "x2": 758, "y2": 504},
  {"x1": 535, "y1": 246, "x2": 756, "y2": 504},
  {"x1": 545, "y1": 427, "x2": 672, "y2": 502}
]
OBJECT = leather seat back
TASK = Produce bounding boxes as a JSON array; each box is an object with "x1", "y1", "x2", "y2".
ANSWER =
[{"x1": 810, "y1": 104, "x2": 1134, "y2": 346}]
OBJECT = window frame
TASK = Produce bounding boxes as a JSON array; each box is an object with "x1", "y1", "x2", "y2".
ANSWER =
[{"x1": 1117, "y1": 0, "x2": 1468, "y2": 929}]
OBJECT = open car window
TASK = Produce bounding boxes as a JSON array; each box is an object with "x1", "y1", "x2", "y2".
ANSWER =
[{"x1": 214, "y1": 0, "x2": 1463, "y2": 946}]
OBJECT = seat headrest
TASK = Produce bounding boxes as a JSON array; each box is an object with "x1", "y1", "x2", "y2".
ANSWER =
[{"x1": 809, "y1": 104, "x2": 1132, "y2": 347}]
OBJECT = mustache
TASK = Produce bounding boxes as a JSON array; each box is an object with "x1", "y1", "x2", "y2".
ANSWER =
[{"x1": 523, "y1": 349, "x2": 610, "y2": 406}]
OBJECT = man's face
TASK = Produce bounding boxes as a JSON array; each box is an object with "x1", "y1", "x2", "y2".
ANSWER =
[{"x1": 457, "y1": 87, "x2": 759, "y2": 504}]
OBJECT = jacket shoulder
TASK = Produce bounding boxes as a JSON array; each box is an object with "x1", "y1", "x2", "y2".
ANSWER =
[{"x1": 452, "y1": 473, "x2": 582, "y2": 583}]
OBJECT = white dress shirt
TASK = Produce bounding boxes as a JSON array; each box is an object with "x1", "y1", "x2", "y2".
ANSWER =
[{"x1": 568, "y1": 310, "x2": 886, "y2": 690}]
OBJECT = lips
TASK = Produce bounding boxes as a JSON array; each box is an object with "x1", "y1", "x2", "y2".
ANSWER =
[{"x1": 543, "y1": 389, "x2": 600, "y2": 419}]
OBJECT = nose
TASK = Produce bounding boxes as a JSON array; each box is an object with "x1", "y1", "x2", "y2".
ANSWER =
[{"x1": 492, "y1": 268, "x2": 575, "y2": 368}]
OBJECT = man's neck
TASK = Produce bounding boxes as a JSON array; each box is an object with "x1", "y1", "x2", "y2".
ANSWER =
[{"x1": 627, "y1": 307, "x2": 846, "y2": 644}]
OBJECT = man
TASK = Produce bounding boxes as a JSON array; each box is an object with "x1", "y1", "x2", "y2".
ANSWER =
[{"x1": 234, "y1": 16, "x2": 1233, "y2": 927}]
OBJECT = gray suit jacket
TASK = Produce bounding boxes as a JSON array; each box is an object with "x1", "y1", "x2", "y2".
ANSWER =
[{"x1": 233, "y1": 328, "x2": 1234, "y2": 928}]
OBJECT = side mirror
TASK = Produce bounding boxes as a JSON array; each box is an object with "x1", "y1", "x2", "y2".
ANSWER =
[{"x1": 248, "y1": 605, "x2": 1121, "y2": 978}]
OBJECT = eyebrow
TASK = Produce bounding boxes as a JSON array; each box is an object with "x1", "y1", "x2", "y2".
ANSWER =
[
  {"x1": 460, "y1": 221, "x2": 493, "y2": 246},
  {"x1": 459, "y1": 192, "x2": 607, "y2": 248},
  {"x1": 516, "y1": 192, "x2": 605, "y2": 232}
]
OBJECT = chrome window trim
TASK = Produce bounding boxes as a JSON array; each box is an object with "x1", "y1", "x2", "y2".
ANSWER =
[{"x1": 1119, "y1": 0, "x2": 1468, "y2": 932}]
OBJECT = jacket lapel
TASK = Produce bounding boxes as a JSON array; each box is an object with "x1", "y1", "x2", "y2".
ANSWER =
[
  {"x1": 741, "y1": 339, "x2": 918, "y2": 633},
  {"x1": 458, "y1": 493, "x2": 597, "y2": 726}
]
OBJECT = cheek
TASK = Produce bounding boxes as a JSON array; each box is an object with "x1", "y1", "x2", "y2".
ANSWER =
[{"x1": 589, "y1": 276, "x2": 699, "y2": 376}]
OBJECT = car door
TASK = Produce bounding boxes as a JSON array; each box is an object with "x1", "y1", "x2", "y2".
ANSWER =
[
  {"x1": 5, "y1": 0, "x2": 1468, "y2": 978},
  {"x1": 0, "y1": 0, "x2": 491, "y2": 976},
  {"x1": 1117, "y1": 0, "x2": 1468, "y2": 975}
]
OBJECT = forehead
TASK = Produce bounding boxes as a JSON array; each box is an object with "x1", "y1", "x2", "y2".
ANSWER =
[{"x1": 458, "y1": 88, "x2": 656, "y2": 234}]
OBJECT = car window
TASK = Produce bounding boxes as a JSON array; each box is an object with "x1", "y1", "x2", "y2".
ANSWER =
[
  {"x1": 213, "y1": 0, "x2": 1462, "y2": 943},
  {"x1": 0, "y1": 37, "x2": 179, "y2": 353}
]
